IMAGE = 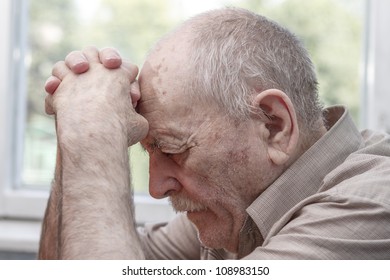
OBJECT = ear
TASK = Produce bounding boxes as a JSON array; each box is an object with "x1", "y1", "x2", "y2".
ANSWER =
[{"x1": 252, "y1": 89, "x2": 299, "y2": 166}]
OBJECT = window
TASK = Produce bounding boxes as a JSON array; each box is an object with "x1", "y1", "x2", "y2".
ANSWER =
[{"x1": 5, "y1": 0, "x2": 390, "y2": 255}]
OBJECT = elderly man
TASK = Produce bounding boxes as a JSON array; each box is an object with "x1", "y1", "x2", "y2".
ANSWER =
[{"x1": 39, "y1": 8, "x2": 390, "y2": 259}]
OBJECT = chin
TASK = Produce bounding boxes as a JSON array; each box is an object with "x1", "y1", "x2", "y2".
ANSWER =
[{"x1": 187, "y1": 210, "x2": 238, "y2": 252}]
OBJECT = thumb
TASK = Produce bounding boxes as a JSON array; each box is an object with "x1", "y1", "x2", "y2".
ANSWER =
[{"x1": 127, "y1": 113, "x2": 149, "y2": 146}]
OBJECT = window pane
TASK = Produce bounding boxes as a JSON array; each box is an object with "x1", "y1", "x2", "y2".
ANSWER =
[{"x1": 21, "y1": 0, "x2": 364, "y2": 192}]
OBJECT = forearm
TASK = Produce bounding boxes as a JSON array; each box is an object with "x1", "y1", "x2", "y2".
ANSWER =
[
  {"x1": 59, "y1": 131, "x2": 144, "y2": 259},
  {"x1": 38, "y1": 147, "x2": 63, "y2": 259}
]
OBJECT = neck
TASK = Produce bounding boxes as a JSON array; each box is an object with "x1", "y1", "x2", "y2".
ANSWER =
[{"x1": 297, "y1": 122, "x2": 328, "y2": 158}]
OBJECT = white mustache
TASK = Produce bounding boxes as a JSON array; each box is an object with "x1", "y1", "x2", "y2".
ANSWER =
[{"x1": 169, "y1": 194, "x2": 208, "y2": 213}]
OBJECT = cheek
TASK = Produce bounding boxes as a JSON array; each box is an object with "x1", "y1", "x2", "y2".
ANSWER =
[
  {"x1": 183, "y1": 152, "x2": 226, "y2": 195},
  {"x1": 180, "y1": 148, "x2": 217, "y2": 178},
  {"x1": 192, "y1": 144, "x2": 268, "y2": 207},
  {"x1": 181, "y1": 145, "x2": 245, "y2": 185},
  {"x1": 179, "y1": 149, "x2": 248, "y2": 206},
  {"x1": 226, "y1": 148, "x2": 250, "y2": 178}
]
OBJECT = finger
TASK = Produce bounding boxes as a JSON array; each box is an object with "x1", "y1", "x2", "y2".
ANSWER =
[
  {"x1": 44, "y1": 76, "x2": 61, "y2": 95},
  {"x1": 65, "y1": 51, "x2": 89, "y2": 74},
  {"x1": 82, "y1": 46, "x2": 100, "y2": 64},
  {"x1": 45, "y1": 93, "x2": 55, "y2": 115},
  {"x1": 127, "y1": 113, "x2": 149, "y2": 146},
  {"x1": 122, "y1": 60, "x2": 139, "y2": 82},
  {"x1": 52, "y1": 61, "x2": 71, "y2": 81},
  {"x1": 130, "y1": 81, "x2": 141, "y2": 108},
  {"x1": 99, "y1": 47, "x2": 122, "y2": 69}
]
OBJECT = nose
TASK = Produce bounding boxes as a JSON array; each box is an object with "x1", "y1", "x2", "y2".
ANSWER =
[{"x1": 148, "y1": 152, "x2": 182, "y2": 199}]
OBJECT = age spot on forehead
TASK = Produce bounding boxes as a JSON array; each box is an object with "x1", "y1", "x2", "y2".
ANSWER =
[
  {"x1": 142, "y1": 61, "x2": 159, "y2": 81},
  {"x1": 210, "y1": 131, "x2": 222, "y2": 142}
]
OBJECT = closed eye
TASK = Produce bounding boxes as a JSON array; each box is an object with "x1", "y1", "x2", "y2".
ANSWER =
[{"x1": 141, "y1": 137, "x2": 190, "y2": 164}]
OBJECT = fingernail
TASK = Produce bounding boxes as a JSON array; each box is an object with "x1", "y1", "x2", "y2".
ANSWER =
[
  {"x1": 72, "y1": 59, "x2": 86, "y2": 67},
  {"x1": 105, "y1": 54, "x2": 120, "y2": 62},
  {"x1": 109, "y1": 53, "x2": 120, "y2": 59}
]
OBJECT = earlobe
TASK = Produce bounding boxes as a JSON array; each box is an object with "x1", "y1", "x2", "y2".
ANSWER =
[{"x1": 252, "y1": 89, "x2": 299, "y2": 166}]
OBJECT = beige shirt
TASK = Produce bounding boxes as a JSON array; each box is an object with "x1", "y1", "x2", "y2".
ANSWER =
[{"x1": 138, "y1": 106, "x2": 390, "y2": 259}]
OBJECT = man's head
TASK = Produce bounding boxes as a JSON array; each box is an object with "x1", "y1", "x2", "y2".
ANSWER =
[{"x1": 138, "y1": 7, "x2": 325, "y2": 253}]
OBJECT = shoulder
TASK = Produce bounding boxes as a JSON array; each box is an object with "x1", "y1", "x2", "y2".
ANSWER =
[
  {"x1": 138, "y1": 214, "x2": 201, "y2": 259},
  {"x1": 245, "y1": 189, "x2": 390, "y2": 259},
  {"x1": 320, "y1": 128, "x2": 390, "y2": 205},
  {"x1": 245, "y1": 142, "x2": 390, "y2": 260}
]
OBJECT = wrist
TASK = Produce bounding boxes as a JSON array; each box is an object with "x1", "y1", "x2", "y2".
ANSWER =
[{"x1": 56, "y1": 114, "x2": 128, "y2": 150}]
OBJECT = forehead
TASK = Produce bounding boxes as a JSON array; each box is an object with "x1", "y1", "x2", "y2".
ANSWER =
[
  {"x1": 138, "y1": 58, "x2": 188, "y2": 119},
  {"x1": 138, "y1": 33, "x2": 194, "y2": 121},
  {"x1": 138, "y1": 31, "x2": 222, "y2": 145},
  {"x1": 139, "y1": 29, "x2": 193, "y2": 89},
  {"x1": 138, "y1": 65, "x2": 222, "y2": 150},
  {"x1": 138, "y1": 58, "x2": 194, "y2": 146}
]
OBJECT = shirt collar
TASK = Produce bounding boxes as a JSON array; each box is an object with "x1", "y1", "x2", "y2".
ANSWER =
[{"x1": 239, "y1": 106, "x2": 363, "y2": 256}]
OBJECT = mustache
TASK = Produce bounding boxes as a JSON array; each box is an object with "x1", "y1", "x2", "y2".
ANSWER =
[{"x1": 169, "y1": 193, "x2": 208, "y2": 213}]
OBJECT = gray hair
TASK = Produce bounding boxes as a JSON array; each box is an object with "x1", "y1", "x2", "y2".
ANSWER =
[{"x1": 182, "y1": 7, "x2": 323, "y2": 133}]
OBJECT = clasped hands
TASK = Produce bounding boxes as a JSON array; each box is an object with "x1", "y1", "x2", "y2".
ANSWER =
[{"x1": 45, "y1": 46, "x2": 148, "y2": 147}]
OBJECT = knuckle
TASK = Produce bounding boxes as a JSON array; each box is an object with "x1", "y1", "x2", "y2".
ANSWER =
[
  {"x1": 65, "y1": 50, "x2": 81, "y2": 61},
  {"x1": 53, "y1": 60, "x2": 66, "y2": 69},
  {"x1": 100, "y1": 47, "x2": 122, "y2": 69},
  {"x1": 52, "y1": 61, "x2": 66, "y2": 76}
]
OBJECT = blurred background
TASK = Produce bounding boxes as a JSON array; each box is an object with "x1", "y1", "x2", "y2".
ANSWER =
[{"x1": 1, "y1": 0, "x2": 389, "y2": 259}]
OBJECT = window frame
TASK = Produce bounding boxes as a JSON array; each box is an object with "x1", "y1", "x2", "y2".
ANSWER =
[
  {"x1": 360, "y1": 0, "x2": 390, "y2": 132},
  {"x1": 0, "y1": 0, "x2": 47, "y2": 219}
]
